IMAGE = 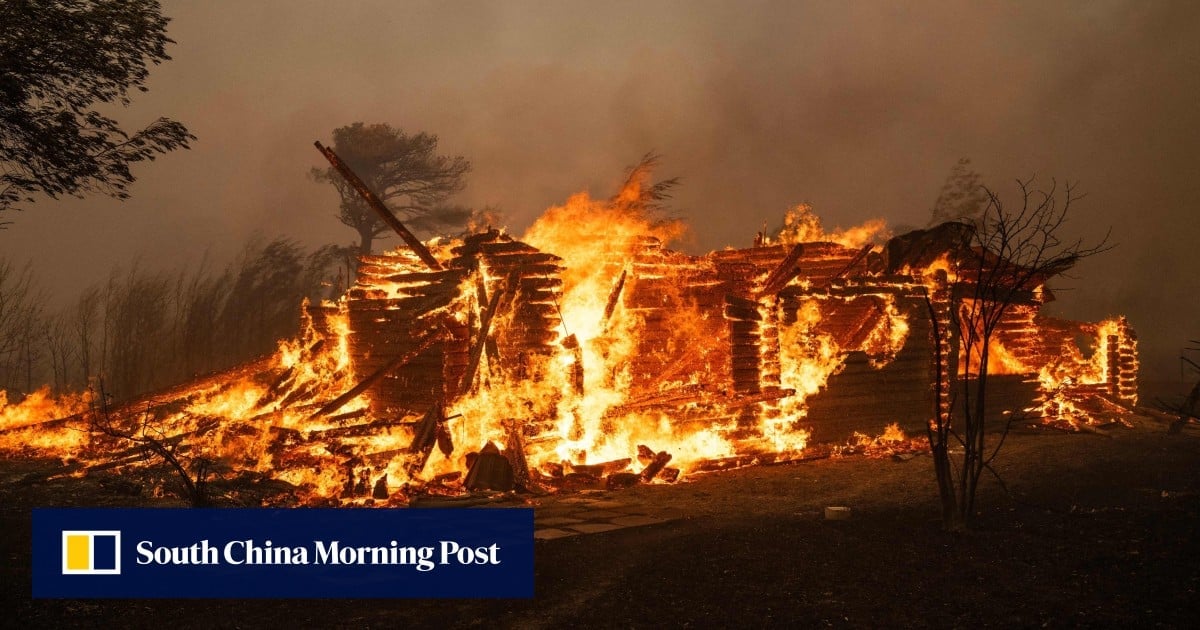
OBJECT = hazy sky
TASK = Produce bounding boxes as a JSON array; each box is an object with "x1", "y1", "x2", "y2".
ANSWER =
[{"x1": 3, "y1": 1, "x2": 1197, "y2": 378}]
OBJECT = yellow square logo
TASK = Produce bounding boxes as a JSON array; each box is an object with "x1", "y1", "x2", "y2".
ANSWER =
[{"x1": 61, "y1": 531, "x2": 121, "y2": 575}]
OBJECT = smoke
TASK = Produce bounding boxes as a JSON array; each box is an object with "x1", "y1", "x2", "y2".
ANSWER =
[{"x1": 2, "y1": 0, "x2": 1197, "y2": 379}]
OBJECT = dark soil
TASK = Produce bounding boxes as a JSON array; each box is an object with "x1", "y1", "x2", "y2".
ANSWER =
[{"x1": 3, "y1": 415, "x2": 1198, "y2": 628}]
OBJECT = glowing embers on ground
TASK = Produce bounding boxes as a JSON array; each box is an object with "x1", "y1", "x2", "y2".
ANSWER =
[{"x1": 833, "y1": 423, "x2": 925, "y2": 458}]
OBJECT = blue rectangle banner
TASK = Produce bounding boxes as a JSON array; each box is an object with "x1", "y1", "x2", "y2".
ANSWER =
[{"x1": 33, "y1": 508, "x2": 534, "y2": 598}]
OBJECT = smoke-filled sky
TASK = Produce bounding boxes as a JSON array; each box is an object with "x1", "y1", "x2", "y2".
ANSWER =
[{"x1": 3, "y1": 1, "x2": 1198, "y2": 378}]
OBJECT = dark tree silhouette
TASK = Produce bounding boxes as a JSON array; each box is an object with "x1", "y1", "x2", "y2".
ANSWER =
[
  {"x1": 0, "y1": 235, "x2": 340, "y2": 401},
  {"x1": 925, "y1": 177, "x2": 1111, "y2": 530},
  {"x1": 1162, "y1": 340, "x2": 1200, "y2": 434},
  {"x1": 0, "y1": 0, "x2": 193, "y2": 226},
  {"x1": 311, "y1": 123, "x2": 471, "y2": 254},
  {"x1": 0, "y1": 260, "x2": 43, "y2": 393}
]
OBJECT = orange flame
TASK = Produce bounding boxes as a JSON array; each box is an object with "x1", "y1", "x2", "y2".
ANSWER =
[
  {"x1": 0, "y1": 188, "x2": 1134, "y2": 501},
  {"x1": 768, "y1": 204, "x2": 889, "y2": 249}
]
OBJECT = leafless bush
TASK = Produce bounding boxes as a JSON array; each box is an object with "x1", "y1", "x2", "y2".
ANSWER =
[{"x1": 926, "y1": 177, "x2": 1111, "y2": 530}]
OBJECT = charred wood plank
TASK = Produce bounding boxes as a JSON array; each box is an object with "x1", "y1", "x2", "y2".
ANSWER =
[
  {"x1": 605, "y1": 472, "x2": 640, "y2": 490},
  {"x1": 721, "y1": 387, "x2": 795, "y2": 409},
  {"x1": 309, "y1": 333, "x2": 440, "y2": 420},
  {"x1": 504, "y1": 423, "x2": 530, "y2": 490},
  {"x1": 254, "y1": 364, "x2": 305, "y2": 410},
  {"x1": 601, "y1": 268, "x2": 628, "y2": 327},
  {"x1": 950, "y1": 282, "x2": 1042, "y2": 305},
  {"x1": 82, "y1": 417, "x2": 222, "y2": 474},
  {"x1": 604, "y1": 384, "x2": 708, "y2": 417},
  {"x1": 0, "y1": 411, "x2": 86, "y2": 436},
  {"x1": 572, "y1": 458, "x2": 632, "y2": 477},
  {"x1": 101, "y1": 355, "x2": 276, "y2": 420},
  {"x1": 562, "y1": 334, "x2": 584, "y2": 395},
  {"x1": 481, "y1": 252, "x2": 563, "y2": 268},
  {"x1": 639, "y1": 451, "x2": 673, "y2": 482},
  {"x1": 725, "y1": 294, "x2": 762, "y2": 320},
  {"x1": 760, "y1": 244, "x2": 805, "y2": 296},
  {"x1": 306, "y1": 418, "x2": 415, "y2": 440},
  {"x1": 688, "y1": 453, "x2": 764, "y2": 473},
  {"x1": 464, "y1": 441, "x2": 514, "y2": 491},
  {"x1": 404, "y1": 404, "x2": 444, "y2": 477},
  {"x1": 825, "y1": 244, "x2": 874, "y2": 286},
  {"x1": 457, "y1": 276, "x2": 508, "y2": 396}
]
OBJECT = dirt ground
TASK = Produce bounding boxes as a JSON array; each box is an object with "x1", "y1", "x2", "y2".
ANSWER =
[{"x1": 3, "y1": 413, "x2": 1198, "y2": 628}]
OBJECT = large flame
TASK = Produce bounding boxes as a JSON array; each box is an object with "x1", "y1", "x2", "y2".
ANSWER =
[
  {"x1": 0, "y1": 187, "x2": 1133, "y2": 501},
  {"x1": 768, "y1": 203, "x2": 889, "y2": 249}
]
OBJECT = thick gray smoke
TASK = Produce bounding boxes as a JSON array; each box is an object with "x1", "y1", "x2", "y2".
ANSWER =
[{"x1": 3, "y1": 1, "x2": 1197, "y2": 379}]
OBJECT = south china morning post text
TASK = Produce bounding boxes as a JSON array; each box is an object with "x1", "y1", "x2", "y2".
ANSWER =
[
  {"x1": 32, "y1": 508, "x2": 534, "y2": 598},
  {"x1": 134, "y1": 538, "x2": 501, "y2": 572}
]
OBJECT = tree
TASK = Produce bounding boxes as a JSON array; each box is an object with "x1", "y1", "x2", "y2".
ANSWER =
[
  {"x1": 928, "y1": 158, "x2": 988, "y2": 227},
  {"x1": 924, "y1": 177, "x2": 1111, "y2": 530},
  {"x1": 1162, "y1": 340, "x2": 1200, "y2": 434},
  {"x1": 0, "y1": 0, "x2": 193, "y2": 226},
  {"x1": 312, "y1": 123, "x2": 471, "y2": 254},
  {"x1": 0, "y1": 260, "x2": 43, "y2": 393}
]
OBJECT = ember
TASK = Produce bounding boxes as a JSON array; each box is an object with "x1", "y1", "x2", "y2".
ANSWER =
[{"x1": 0, "y1": 158, "x2": 1136, "y2": 505}]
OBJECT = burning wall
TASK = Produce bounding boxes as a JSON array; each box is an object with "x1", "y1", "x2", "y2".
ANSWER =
[{"x1": 0, "y1": 203, "x2": 1137, "y2": 504}]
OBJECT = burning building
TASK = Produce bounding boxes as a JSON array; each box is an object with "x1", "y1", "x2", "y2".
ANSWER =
[{"x1": 0, "y1": 158, "x2": 1137, "y2": 505}]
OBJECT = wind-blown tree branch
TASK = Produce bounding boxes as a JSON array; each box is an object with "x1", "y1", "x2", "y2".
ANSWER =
[
  {"x1": 0, "y1": 0, "x2": 193, "y2": 226},
  {"x1": 926, "y1": 177, "x2": 1112, "y2": 530},
  {"x1": 311, "y1": 123, "x2": 470, "y2": 254},
  {"x1": 610, "y1": 151, "x2": 681, "y2": 218}
]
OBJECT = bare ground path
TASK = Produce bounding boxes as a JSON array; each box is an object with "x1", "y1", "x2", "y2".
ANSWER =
[{"x1": 3, "y1": 416, "x2": 1198, "y2": 628}]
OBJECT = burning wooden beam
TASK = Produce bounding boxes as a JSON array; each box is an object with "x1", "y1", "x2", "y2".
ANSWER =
[
  {"x1": 404, "y1": 403, "x2": 447, "y2": 477},
  {"x1": 604, "y1": 384, "x2": 707, "y2": 417},
  {"x1": 308, "y1": 333, "x2": 440, "y2": 420},
  {"x1": 313, "y1": 141, "x2": 442, "y2": 270},
  {"x1": 602, "y1": 268, "x2": 628, "y2": 326},
  {"x1": 759, "y1": 244, "x2": 805, "y2": 297},
  {"x1": 457, "y1": 276, "x2": 507, "y2": 395},
  {"x1": 639, "y1": 450, "x2": 673, "y2": 481},
  {"x1": 305, "y1": 418, "x2": 413, "y2": 440},
  {"x1": 830, "y1": 244, "x2": 874, "y2": 285},
  {"x1": 504, "y1": 423, "x2": 531, "y2": 490},
  {"x1": 572, "y1": 458, "x2": 632, "y2": 477}
]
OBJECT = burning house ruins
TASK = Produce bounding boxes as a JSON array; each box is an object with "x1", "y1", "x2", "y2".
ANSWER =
[{"x1": 0, "y1": 150, "x2": 1138, "y2": 505}]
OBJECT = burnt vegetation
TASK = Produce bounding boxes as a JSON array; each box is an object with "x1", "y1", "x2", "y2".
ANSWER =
[{"x1": 0, "y1": 236, "x2": 340, "y2": 402}]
